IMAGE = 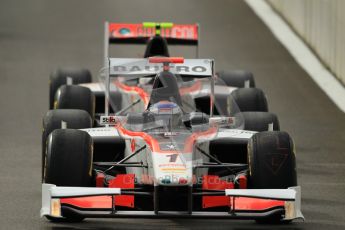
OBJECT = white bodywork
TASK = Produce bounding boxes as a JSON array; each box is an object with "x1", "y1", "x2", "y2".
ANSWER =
[{"x1": 81, "y1": 127, "x2": 256, "y2": 187}]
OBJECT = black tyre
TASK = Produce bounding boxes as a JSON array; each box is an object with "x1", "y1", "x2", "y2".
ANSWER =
[
  {"x1": 248, "y1": 131, "x2": 297, "y2": 188},
  {"x1": 217, "y1": 70, "x2": 255, "y2": 88},
  {"x1": 49, "y1": 69, "x2": 92, "y2": 109},
  {"x1": 231, "y1": 88, "x2": 268, "y2": 112},
  {"x1": 239, "y1": 112, "x2": 280, "y2": 132},
  {"x1": 248, "y1": 131, "x2": 297, "y2": 223},
  {"x1": 42, "y1": 109, "x2": 92, "y2": 181},
  {"x1": 44, "y1": 129, "x2": 93, "y2": 187},
  {"x1": 55, "y1": 85, "x2": 95, "y2": 120},
  {"x1": 44, "y1": 129, "x2": 92, "y2": 222}
]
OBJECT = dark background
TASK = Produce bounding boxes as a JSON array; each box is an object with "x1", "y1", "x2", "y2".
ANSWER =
[{"x1": 0, "y1": 0, "x2": 345, "y2": 229}]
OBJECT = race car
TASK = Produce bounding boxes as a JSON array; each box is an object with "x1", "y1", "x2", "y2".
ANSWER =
[{"x1": 41, "y1": 57, "x2": 303, "y2": 224}]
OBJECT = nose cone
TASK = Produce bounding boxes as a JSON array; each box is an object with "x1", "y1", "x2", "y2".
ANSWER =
[{"x1": 152, "y1": 152, "x2": 193, "y2": 186}]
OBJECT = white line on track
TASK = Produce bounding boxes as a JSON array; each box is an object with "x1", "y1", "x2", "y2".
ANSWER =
[{"x1": 245, "y1": 0, "x2": 345, "y2": 113}]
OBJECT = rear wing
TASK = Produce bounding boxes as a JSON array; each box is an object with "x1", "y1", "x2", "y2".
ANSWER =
[
  {"x1": 108, "y1": 22, "x2": 199, "y2": 45},
  {"x1": 109, "y1": 57, "x2": 213, "y2": 77},
  {"x1": 103, "y1": 22, "x2": 200, "y2": 64}
]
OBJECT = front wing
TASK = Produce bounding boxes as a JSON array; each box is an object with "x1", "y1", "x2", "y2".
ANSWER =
[{"x1": 41, "y1": 184, "x2": 304, "y2": 221}]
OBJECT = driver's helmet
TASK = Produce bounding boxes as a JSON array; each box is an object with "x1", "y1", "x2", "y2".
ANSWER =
[{"x1": 149, "y1": 101, "x2": 183, "y2": 128}]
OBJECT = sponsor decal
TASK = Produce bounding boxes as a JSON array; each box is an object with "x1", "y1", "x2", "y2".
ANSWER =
[
  {"x1": 166, "y1": 153, "x2": 178, "y2": 162},
  {"x1": 158, "y1": 163, "x2": 185, "y2": 167},
  {"x1": 119, "y1": 28, "x2": 131, "y2": 35},
  {"x1": 113, "y1": 65, "x2": 207, "y2": 73},
  {"x1": 100, "y1": 116, "x2": 118, "y2": 125},
  {"x1": 109, "y1": 23, "x2": 198, "y2": 40},
  {"x1": 164, "y1": 132, "x2": 178, "y2": 137},
  {"x1": 165, "y1": 144, "x2": 176, "y2": 150},
  {"x1": 161, "y1": 168, "x2": 186, "y2": 171},
  {"x1": 109, "y1": 58, "x2": 213, "y2": 76}
]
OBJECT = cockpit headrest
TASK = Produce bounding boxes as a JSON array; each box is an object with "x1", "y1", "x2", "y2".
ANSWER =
[
  {"x1": 149, "y1": 71, "x2": 182, "y2": 108},
  {"x1": 144, "y1": 36, "x2": 170, "y2": 58}
]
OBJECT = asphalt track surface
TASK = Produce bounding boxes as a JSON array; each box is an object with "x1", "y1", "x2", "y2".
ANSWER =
[{"x1": 1, "y1": 0, "x2": 345, "y2": 229}]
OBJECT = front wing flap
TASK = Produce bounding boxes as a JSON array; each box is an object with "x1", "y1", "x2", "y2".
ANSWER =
[{"x1": 41, "y1": 184, "x2": 304, "y2": 221}]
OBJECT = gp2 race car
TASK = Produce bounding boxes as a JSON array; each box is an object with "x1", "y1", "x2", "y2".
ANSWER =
[{"x1": 41, "y1": 56, "x2": 303, "y2": 224}]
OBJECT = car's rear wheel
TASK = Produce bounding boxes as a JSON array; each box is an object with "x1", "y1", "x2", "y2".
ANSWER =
[
  {"x1": 42, "y1": 109, "x2": 92, "y2": 181},
  {"x1": 49, "y1": 68, "x2": 92, "y2": 109},
  {"x1": 248, "y1": 131, "x2": 297, "y2": 224},
  {"x1": 44, "y1": 129, "x2": 93, "y2": 222},
  {"x1": 54, "y1": 85, "x2": 95, "y2": 121},
  {"x1": 239, "y1": 112, "x2": 280, "y2": 131},
  {"x1": 231, "y1": 88, "x2": 268, "y2": 112},
  {"x1": 217, "y1": 70, "x2": 255, "y2": 88}
]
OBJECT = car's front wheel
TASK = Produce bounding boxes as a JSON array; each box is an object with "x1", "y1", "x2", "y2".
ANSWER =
[
  {"x1": 44, "y1": 129, "x2": 93, "y2": 222},
  {"x1": 247, "y1": 131, "x2": 297, "y2": 224}
]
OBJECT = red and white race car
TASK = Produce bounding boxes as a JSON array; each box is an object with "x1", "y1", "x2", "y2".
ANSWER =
[{"x1": 41, "y1": 57, "x2": 303, "y2": 224}]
